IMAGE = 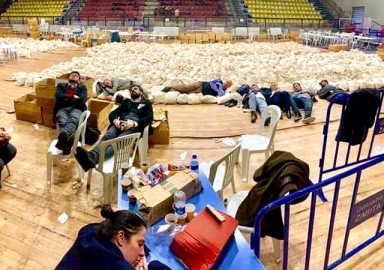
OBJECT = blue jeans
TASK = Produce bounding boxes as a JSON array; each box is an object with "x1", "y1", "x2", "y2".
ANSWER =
[
  {"x1": 248, "y1": 92, "x2": 267, "y2": 115},
  {"x1": 89, "y1": 125, "x2": 139, "y2": 164},
  {"x1": 56, "y1": 107, "x2": 82, "y2": 137},
  {"x1": 291, "y1": 96, "x2": 313, "y2": 118},
  {"x1": 267, "y1": 91, "x2": 291, "y2": 111},
  {"x1": 0, "y1": 143, "x2": 17, "y2": 176}
]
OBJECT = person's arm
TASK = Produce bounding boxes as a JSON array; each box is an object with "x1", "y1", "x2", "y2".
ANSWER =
[
  {"x1": 56, "y1": 83, "x2": 73, "y2": 101},
  {"x1": 77, "y1": 85, "x2": 88, "y2": 103},
  {"x1": 318, "y1": 87, "x2": 330, "y2": 99},
  {"x1": 109, "y1": 99, "x2": 126, "y2": 125},
  {"x1": 137, "y1": 100, "x2": 153, "y2": 130},
  {"x1": 305, "y1": 88, "x2": 316, "y2": 96},
  {"x1": 209, "y1": 79, "x2": 225, "y2": 96}
]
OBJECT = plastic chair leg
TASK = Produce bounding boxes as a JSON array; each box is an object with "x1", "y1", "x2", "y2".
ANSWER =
[
  {"x1": 87, "y1": 169, "x2": 93, "y2": 190},
  {"x1": 241, "y1": 149, "x2": 250, "y2": 183},
  {"x1": 47, "y1": 152, "x2": 53, "y2": 186},
  {"x1": 77, "y1": 163, "x2": 85, "y2": 185},
  {"x1": 5, "y1": 164, "x2": 10, "y2": 176},
  {"x1": 103, "y1": 173, "x2": 112, "y2": 204},
  {"x1": 272, "y1": 238, "x2": 281, "y2": 263}
]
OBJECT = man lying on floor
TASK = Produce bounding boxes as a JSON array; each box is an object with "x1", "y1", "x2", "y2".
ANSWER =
[
  {"x1": 75, "y1": 85, "x2": 153, "y2": 172},
  {"x1": 94, "y1": 77, "x2": 135, "y2": 104},
  {"x1": 162, "y1": 78, "x2": 232, "y2": 97}
]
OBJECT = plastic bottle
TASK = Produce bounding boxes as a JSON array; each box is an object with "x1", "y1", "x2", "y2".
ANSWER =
[
  {"x1": 190, "y1": 154, "x2": 199, "y2": 173},
  {"x1": 174, "y1": 190, "x2": 186, "y2": 216}
]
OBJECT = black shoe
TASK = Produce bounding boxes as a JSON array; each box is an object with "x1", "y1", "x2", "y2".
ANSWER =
[
  {"x1": 294, "y1": 114, "x2": 302, "y2": 122},
  {"x1": 280, "y1": 114, "x2": 283, "y2": 120},
  {"x1": 264, "y1": 117, "x2": 271, "y2": 126},
  {"x1": 251, "y1": 112, "x2": 257, "y2": 123},
  {"x1": 312, "y1": 97, "x2": 318, "y2": 102},
  {"x1": 63, "y1": 134, "x2": 75, "y2": 155},
  {"x1": 162, "y1": 86, "x2": 172, "y2": 93},
  {"x1": 286, "y1": 110, "x2": 292, "y2": 119},
  {"x1": 115, "y1": 94, "x2": 124, "y2": 105},
  {"x1": 75, "y1": 147, "x2": 96, "y2": 172},
  {"x1": 228, "y1": 100, "x2": 238, "y2": 108},
  {"x1": 224, "y1": 99, "x2": 233, "y2": 106},
  {"x1": 55, "y1": 131, "x2": 68, "y2": 150}
]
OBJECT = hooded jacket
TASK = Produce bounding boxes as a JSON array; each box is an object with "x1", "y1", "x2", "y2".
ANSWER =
[
  {"x1": 55, "y1": 224, "x2": 171, "y2": 270},
  {"x1": 236, "y1": 151, "x2": 311, "y2": 240}
]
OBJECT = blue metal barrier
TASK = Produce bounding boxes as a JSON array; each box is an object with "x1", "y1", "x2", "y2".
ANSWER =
[
  {"x1": 252, "y1": 88, "x2": 384, "y2": 270},
  {"x1": 252, "y1": 154, "x2": 384, "y2": 270}
]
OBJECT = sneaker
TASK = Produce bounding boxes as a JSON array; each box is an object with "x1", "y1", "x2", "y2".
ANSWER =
[
  {"x1": 286, "y1": 110, "x2": 292, "y2": 119},
  {"x1": 63, "y1": 133, "x2": 75, "y2": 155},
  {"x1": 74, "y1": 147, "x2": 96, "y2": 172},
  {"x1": 55, "y1": 131, "x2": 68, "y2": 150},
  {"x1": 302, "y1": 116, "x2": 316, "y2": 124},
  {"x1": 227, "y1": 100, "x2": 238, "y2": 108},
  {"x1": 294, "y1": 114, "x2": 302, "y2": 122},
  {"x1": 224, "y1": 99, "x2": 234, "y2": 106},
  {"x1": 264, "y1": 117, "x2": 271, "y2": 126}
]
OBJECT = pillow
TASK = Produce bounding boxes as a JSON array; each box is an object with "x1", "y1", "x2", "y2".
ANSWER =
[
  {"x1": 177, "y1": 94, "x2": 189, "y2": 104},
  {"x1": 165, "y1": 92, "x2": 179, "y2": 104},
  {"x1": 188, "y1": 93, "x2": 202, "y2": 105},
  {"x1": 348, "y1": 81, "x2": 359, "y2": 92},
  {"x1": 24, "y1": 76, "x2": 34, "y2": 87},
  {"x1": 15, "y1": 76, "x2": 26, "y2": 86},
  {"x1": 200, "y1": 95, "x2": 217, "y2": 104},
  {"x1": 231, "y1": 92, "x2": 242, "y2": 102},
  {"x1": 217, "y1": 93, "x2": 232, "y2": 105},
  {"x1": 337, "y1": 81, "x2": 349, "y2": 91}
]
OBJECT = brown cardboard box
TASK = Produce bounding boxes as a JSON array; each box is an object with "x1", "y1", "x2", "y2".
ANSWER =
[
  {"x1": 35, "y1": 74, "x2": 94, "y2": 107},
  {"x1": 329, "y1": 44, "x2": 348, "y2": 52},
  {"x1": 14, "y1": 93, "x2": 43, "y2": 124},
  {"x1": 377, "y1": 44, "x2": 384, "y2": 60},
  {"x1": 97, "y1": 38, "x2": 109, "y2": 45},
  {"x1": 149, "y1": 111, "x2": 170, "y2": 145},
  {"x1": 289, "y1": 30, "x2": 299, "y2": 39},
  {"x1": 42, "y1": 107, "x2": 56, "y2": 128},
  {"x1": 295, "y1": 37, "x2": 303, "y2": 44},
  {"x1": 137, "y1": 170, "x2": 202, "y2": 225},
  {"x1": 88, "y1": 99, "x2": 113, "y2": 131}
]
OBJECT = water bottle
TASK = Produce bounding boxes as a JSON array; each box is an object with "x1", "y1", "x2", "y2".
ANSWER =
[
  {"x1": 190, "y1": 154, "x2": 199, "y2": 173},
  {"x1": 174, "y1": 191, "x2": 186, "y2": 216}
]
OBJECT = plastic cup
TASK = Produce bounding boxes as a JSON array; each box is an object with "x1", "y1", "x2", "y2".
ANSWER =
[
  {"x1": 165, "y1": 213, "x2": 178, "y2": 225},
  {"x1": 176, "y1": 213, "x2": 187, "y2": 225},
  {"x1": 128, "y1": 189, "x2": 137, "y2": 205},
  {"x1": 141, "y1": 161, "x2": 149, "y2": 174},
  {"x1": 186, "y1": 203, "x2": 196, "y2": 221},
  {"x1": 121, "y1": 178, "x2": 131, "y2": 193}
]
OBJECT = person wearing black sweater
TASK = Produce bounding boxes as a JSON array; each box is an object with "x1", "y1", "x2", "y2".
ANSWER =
[
  {"x1": 54, "y1": 71, "x2": 87, "y2": 154},
  {"x1": 75, "y1": 85, "x2": 153, "y2": 172},
  {"x1": 55, "y1": 205, "x2": 171, "y2": 270}
]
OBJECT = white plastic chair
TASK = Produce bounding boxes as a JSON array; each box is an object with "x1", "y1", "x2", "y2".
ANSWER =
[
  {"x1": 246, "y1": 33, "x2": 255, "y2": 43},
  {"x1": 138, "y1": 125, "x2": 149, "y2": 163},
  {"x1": 200, "y1": 144, "x2": 241, "y2": 202},
  {"x1": 239, "y1": 105, "x2": 281, "y2": 183},
  {"x1": 86, "y1": 133, "x2": 140, "y2": 204},
  {"x1": 227, "y1": 190, "x2": 281, "y2": 263},
  {"x1": 47, "y1": 110, "x2": 90, "y2": 186}
]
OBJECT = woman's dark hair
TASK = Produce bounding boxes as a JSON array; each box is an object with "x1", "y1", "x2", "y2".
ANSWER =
[{"x1": 96, "y1": 204, "x2": 147, "y2": 241}]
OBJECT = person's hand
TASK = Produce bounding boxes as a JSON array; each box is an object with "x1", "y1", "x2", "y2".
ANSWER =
[
  {"x1": 120, "y1": 121, "x2": 134, "y2": 131},
  {"x1": 74, "y1": 95, "x2": 79, "y2": 99},
  {"x1": 135, "y1": 257, "x2": 148, "y2": 270},
  {"x1": 301, "y1": 89, "x2": 307, "y2": 94},
  {"x1": 114, "y1": 119, "x2": 121, "y2": 129}
]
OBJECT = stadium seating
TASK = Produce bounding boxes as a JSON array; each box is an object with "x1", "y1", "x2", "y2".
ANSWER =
[
  {"x1": 154, "y1": 0, "x2": 228, "y2": 18},
  {"x1": 245, "y1": 0, "x2": 322, "y2": 24},
  {"x1": 76, "y1": 0, "x2": 145, "y2": 22},
  {"x1": 1, "y1": 0, "x2": 68, "y2": 22}
]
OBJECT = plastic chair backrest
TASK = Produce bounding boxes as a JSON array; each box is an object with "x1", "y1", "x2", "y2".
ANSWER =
[
  {"x1": 97, "y1": 133, "x2": 140, "y2": 174},
  {"x1": 208, "y1": 144, "x2": 241, "y2": 192},
  {"x1": 256, "y1": 105, "x2": 281, "y2": 144},
  {"x1": 69, "y1": 110, "x2": 90, "y2": 157}
]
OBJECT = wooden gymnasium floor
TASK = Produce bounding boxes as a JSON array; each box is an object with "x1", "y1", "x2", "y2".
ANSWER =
[{"x1": 1, "y1": 47, "x2": 384, "y2": 270}]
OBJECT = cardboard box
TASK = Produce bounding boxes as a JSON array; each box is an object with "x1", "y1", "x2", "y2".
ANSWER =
[
  {"x1": 42, "y1": 107, "x2": 56, "y2": 128},
  {"x1": 35, "y1": 74, "x2": 94, "y2": 107},
  {"x1": 377, "y1": 44, "x2": 384, "y2": 60},
  {"x1": 137, "y1": 170, "x2": 202, "y2": 225},
  {"x1": 14, "y1": 93, "x2": 43, "y2": 124},
  {"x1": 97, "y1": 38, "x2": 109, "y2": 45},
  {"x1": 329, "y1": 44, "x2": 348, "y2": 52},
  {"x1": 149, "y1": 111, "x2": 170, "y2": 145},
  {"x1": 295, "y1": 37, "x2": 303, "y2": 44},
  {"x1": 88, "y1": 99, "x2": 113, "y2": 131}
]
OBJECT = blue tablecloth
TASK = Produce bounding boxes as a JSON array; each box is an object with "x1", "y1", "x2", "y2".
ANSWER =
[{"x1": 117, "y1": 171, "x2": 265, "y2": 270}]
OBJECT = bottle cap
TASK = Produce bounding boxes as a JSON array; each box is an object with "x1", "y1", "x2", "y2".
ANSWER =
[{"x1": 192, "y1": 154, "x2": 197, "y2": 159}]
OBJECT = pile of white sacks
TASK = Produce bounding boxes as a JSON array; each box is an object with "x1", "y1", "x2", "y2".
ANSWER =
[
  {"x1": 11, "y1": 41, "x2": 384, "y2": 105},
  {"x1": 1, "y1": 37, "x2": 78, "y2": 58}
]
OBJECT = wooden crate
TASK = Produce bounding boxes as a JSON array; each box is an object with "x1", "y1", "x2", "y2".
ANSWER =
[
  {"x1": 88, "y1": 99, "x2": 113, "y2": 131},
  {"x1": 149, "y1": 111, "x2": 170, "y2": 145},
  {"x1": 42, "y1": 107, "x2": 56, "y2": 128},
  {"x1": 14, "y1": 93, "x2": 43, "y2": 124}
]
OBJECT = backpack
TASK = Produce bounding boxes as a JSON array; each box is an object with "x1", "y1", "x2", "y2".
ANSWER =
[{"x1": 237, "y1": 84, "x2": 251, "y2": 96}]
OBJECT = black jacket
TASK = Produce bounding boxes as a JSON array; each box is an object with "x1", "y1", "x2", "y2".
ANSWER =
[
  {"x1": 336, "y1": 88, "x2": 381, "y2": 146},
  {"x1": 236, "y1": 151, "x2": 310, "y2": 240},
  {"x1": 55, "y1": 224, "x2": 171, "y2": 270},
  {"x1": 109, "y1": 98, "x2": 153, "y2": 135},
  {"x1": 318, "y1": 85, "x2": 346, "y2": 103},
  {"x1": 53, "y1": 83, "x2": 88, "y2": 121}
]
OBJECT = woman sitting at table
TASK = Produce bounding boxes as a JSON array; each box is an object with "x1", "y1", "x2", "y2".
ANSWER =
[{"x1": 55, "y1": 205, "x2": 171, "y2": 270}]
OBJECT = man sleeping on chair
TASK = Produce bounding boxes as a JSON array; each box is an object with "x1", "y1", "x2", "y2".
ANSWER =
[{"x1": 75, "y1": 85, "x2": 153, "y2": 172}]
